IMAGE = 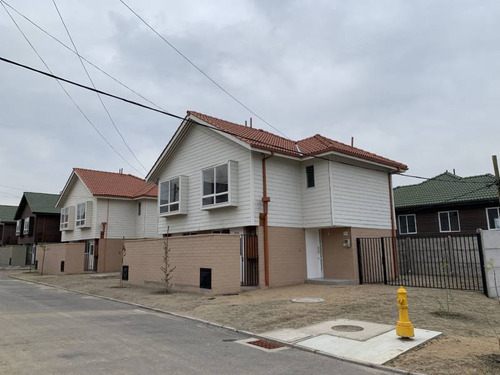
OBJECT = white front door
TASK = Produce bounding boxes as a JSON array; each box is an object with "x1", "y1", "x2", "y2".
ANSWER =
[
  {"x1": 85, "y1": 240, "x2": 95, "y2": 271},
  {"x1": 305, "y1": 229, "x2": 323, "y2": 278}
]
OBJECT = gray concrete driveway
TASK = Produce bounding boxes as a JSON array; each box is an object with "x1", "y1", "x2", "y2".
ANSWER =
[{"x1": 0, "y1": 276, "x2": 390, "y2": 374}]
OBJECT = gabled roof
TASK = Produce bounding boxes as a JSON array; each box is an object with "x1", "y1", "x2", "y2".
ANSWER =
[
  {"x1": 14, "y1": 192, "x2": 61, "y2": 219},
  {"x1": 187, "y1": 111, "x2": 407, "y2": 170},
  {"x1": 73, "y1": 168, "x2": 157, "y2": 199},
  {"x1": 0, "y1": 205, "x2": 17, "y2": 223},
  {"x1": 394, "y1": 172, "x2": 498, "y2": 209}
]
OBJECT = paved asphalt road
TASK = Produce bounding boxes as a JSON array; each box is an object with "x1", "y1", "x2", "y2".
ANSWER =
[{"x1": 0, "y1": 276, "x2": 390, "y2": 374}]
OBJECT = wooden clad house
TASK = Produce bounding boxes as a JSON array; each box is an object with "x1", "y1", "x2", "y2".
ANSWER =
[
  {"x1": 13, "y1": 192, "x2": 61, "y2": 264},
  {"x1": 0, "y1": 205, "x2": 17, "y2": 246},
  {"x1": 138, "y1": 110, "x2": 407, "y2": 290},
  {"x1": 52, "y1": 168, "x2": 159, "y2": 273},
  {"x1": 394, "y1": 172, "x2": 500, "y2": 236}
]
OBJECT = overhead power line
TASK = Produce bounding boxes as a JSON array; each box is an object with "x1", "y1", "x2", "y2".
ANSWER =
[
  {"x1": 118, "y1": 0, "x2": 290, "y2": 140},
  {"x1": 51, "y1": 0, "x2": 147, "y2": 173},
  {"x1": 0, "y1": 4, "x2": 143, "y2": 176},
  {"x1": 1, "y1": 0, "x2": 166, "y2": 111},
  {"x1": 1, "y1": 54, "x2": 495, "y2": 192}
]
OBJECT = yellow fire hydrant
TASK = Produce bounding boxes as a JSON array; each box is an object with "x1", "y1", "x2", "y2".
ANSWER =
[{"x1": 396, "y1": 286, "x2": 414, "y2": 338}]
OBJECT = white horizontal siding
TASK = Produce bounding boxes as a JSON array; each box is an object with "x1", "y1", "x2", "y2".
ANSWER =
[
  {"x1": 156, "y1": 126, "x2": 253, "y2": 234},
  {"x1": 59, "y1": 178, "x2": 96, "y2": 242},
  {"x1": 330, "y1": 162, "x2": 391, "y2": 229},
  {"x1": 301, "y1": 158, "x2": 332, "y2": 227},
  {"x1": 253, "y1": 154, "x2": 303, "y2": 228},
  {"x1": 96, "y1": 198, "x2": 138, "y2": 239},
  {"x1": 141, "y1": 199, "x2": 160, "y2": 238}
]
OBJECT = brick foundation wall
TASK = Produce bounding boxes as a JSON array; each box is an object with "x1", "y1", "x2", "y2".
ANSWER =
[
  {"x1": 123, "y1": 234, "x2": 240, "y2": 295},
  {"x1": 35, "y1": 243, "x2": 85, "y2": 275}
]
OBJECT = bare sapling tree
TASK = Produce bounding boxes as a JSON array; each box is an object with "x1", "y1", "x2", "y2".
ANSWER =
[
  {"x1": 160, "y1": 227, "x2": 176, "y2": 294},
  {"x1": 120, "y1": 237, "x2": 126, "y2": 288}
]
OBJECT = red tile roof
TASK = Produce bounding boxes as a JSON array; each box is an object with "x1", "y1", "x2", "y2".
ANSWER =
[
  {"x1": 187, "y1": 111, "x2": 407, "y2": 170},
  {"x1": 74, "y1": 168, "x2": 157, "y2": 199}
]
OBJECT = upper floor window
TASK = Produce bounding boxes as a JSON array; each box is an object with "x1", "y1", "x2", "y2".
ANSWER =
[
  {"x1": 76, "y1": 203, "x2": 86, "y2": 227},
  {"x1": 160, "y1": 178, "x2": 180, "y2": 214},
  {"x1": 138, "y1": 202, "x2": 142, "y2": 216},
  {"x1": 202, "y1": 164, "x2": 228, "y2": 206},
  {"x1": 306, "y1": 165, "x2": 315, "y2": 188},
  {"x1": 61, "y1": 207, "x2": 69, "y2": 229},
  {"x1": 398, "y1": 214, "x2": 417, "y2": 234},
  {"x1": 486, "y1": 207, "x2": 500, "y2": 230},
  {"x1": 439, "y1": 210, "x2": 460, "y2": 233},
  {"x1": 201, "y1": 161, "x2": 238, "y2": 209},
  {"x1": 23, "y1": 217, "x2": 30, "y2": 235}
]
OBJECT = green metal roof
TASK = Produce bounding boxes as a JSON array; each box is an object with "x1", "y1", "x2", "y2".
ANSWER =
[
  {"x1": 24, "y1": 192, "x2": 60, "y2": 214},
  {"x1": 0, "y1": 205, "x2": 17, "y2": 223},
  {"x1": 394, "y1": 172, "x2": 499, "y2": 209}
]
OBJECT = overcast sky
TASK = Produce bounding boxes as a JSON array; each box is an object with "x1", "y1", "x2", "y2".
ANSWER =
[{"x1": 1, "y1": 0, "x2": 499, "y2": 206}]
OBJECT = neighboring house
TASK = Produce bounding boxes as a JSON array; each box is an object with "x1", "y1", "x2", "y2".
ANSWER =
[
  {"x1": 145, "y1": 111, "x2": 407, "y2": 288},
  {"x1": 13, "y1": 192, "x2": 61, "y2": 264},
  {"x1": 54, "y1": 168, "x2": 159, "y2": 273},
  {"x1": 0, "y1": 205, "x2": 17, "y2": 246},
  {"x1": 394, "y1": 172, "x2": 500, "y2": 236}
]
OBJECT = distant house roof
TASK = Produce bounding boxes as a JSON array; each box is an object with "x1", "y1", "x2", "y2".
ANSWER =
[
  {"x1": 74, "y1": 168, "x2": 157, "y2": 199},
  {"x1": 0, "y1": 205, "x2": 17, "y2": 223},
  {"x1": 14, "y1": 192, "x2": 61, "y2": 219},
  {"x1": 187, "y1": 111, "x2": 407, "y2": 170},
  {"x1": 394, "y1": 172, "x2": 498, "y2": 209}
]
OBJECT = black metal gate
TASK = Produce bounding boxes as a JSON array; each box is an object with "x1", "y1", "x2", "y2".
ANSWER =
[
  {"x1": 357, "y1": 234, "x2": 488, "y2": 296},
  {"x1": 241, "y1": 234, "x2": 258, "y2": 286}
]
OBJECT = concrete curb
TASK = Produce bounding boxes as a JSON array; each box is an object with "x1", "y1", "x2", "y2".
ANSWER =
[{"x1": 5, "y1": 274, "x2": 425, "y2": 375}]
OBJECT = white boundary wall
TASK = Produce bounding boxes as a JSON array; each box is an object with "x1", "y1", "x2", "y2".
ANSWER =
[{"x1": 480, "y1": 229, "x2": 500, "y2": 299}]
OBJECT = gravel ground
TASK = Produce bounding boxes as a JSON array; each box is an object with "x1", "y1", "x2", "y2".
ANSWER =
[{"x1": 3, "y1": 270, "x2": 499, "y2": 374}]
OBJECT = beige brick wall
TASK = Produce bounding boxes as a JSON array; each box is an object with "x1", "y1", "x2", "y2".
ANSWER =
[
  {"x1": 97, "y1": 239, "x2": 123, "y2": 273},
  {"x1": 322, "y1": 227, "x2": 393, "y2": 282},
  {"x1": 123, "y1": 234, "x2": 240, "y2": 295},
  {"x1": 267, "y1": 226, "x2": 307, "y2": 287},
  {"x1": 0, "y1": 245, "x2": 27, "y2": 266},
  {"x1": 35, "y1": 243, "x2": 85, "y2": 275}
]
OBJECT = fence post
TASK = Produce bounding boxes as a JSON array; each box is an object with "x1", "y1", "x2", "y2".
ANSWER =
[
  {"x1": 381, "y1": 237, "x2": 388, "y2": 285},
  {"x1": 356, "y1": 238, "x2": 363, "y2": 285},
  {"x1": 476, "y1": 233, "x2": 489, "y2": 297}
]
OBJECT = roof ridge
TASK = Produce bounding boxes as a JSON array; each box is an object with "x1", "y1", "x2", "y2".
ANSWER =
[
  {"x1": 74, "y1": 167, "x2": 145, "y2": 182},
  {"x1": 187, "y1": 110, "x2": 293, "y2": 143}
]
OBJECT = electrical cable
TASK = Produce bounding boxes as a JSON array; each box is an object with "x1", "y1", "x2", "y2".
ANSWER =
[
  {"x1": 51, "y1": 0, "x2": 147, "y2": 173},
  {"x1": 0, "y1": 54, "x2": 494, "y2": 190},
  {"x1": 0, "y1": 5, "x2": 144, "y2": 176},
  {"x1": 0, "y1": 0, "x2": 166, "y2": 112},
  {"x1": 118, "y1": 0, "x2": 291, "y2": 140}
]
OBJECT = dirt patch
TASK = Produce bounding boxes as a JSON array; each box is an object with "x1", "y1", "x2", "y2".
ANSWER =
[{"x1": 3, "y1": 270, "x2": 500, "y2": 374}]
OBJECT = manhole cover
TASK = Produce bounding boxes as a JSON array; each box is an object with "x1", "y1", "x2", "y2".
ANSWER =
[
  {"x1": 291, "y1": 297, "x2": 324, "y2": 303},
  {"x1": 331, "y1": 325, "x2": 364, "y2": 332}
]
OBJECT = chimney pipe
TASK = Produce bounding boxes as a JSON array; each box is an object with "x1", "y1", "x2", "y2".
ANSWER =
[
  {"x1": 351, "y1": 137, "x2": 354, "y2": 147},
  {"x1": 119, "y1": 168, "x2": 123, "y2": 174},
  {"x1": 245, "y1": 120, "x2": 248, "y2": 127},
  {"x1": 250, "y1": 117, "x2": 253, "y2": 128}
]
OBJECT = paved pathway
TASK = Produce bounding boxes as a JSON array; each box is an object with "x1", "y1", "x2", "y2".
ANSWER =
[{"x1": 0, "y1": 276, "x2": 390, "y2": 374}]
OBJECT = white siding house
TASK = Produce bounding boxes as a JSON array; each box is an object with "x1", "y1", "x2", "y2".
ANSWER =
[
  {"x1": 146, "y1": 111, "x2": 407, "y2": 287},
  {"x1": 56, "y1": 168, "x2": 159, "y2": 273}
]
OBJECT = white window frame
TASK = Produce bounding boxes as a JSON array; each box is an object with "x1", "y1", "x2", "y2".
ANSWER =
[
  {"x1": 76, "y1": 202, "x2": 86, "y2": 227},
  {"x1": 60, "y1": 207, "x2": 69, "y2": 230},
  {"x1": 438, "y1": 210, "x2": 461, "y2": 233},
  {"x1": 201, "y1": 162, "x2": 230, "y2": 209},
  {"x1": 23, "y1": 217, "x2": 30, "y2": 235},
  {"x1": 486, "y1": 207, "x2": 500, "y2": 230},
  {"x1": 159, "y1": 177, "x2": 181, "y2": 216},
  {"x1": 398, "y1": 214, "x2": 417, "y2": 235}
]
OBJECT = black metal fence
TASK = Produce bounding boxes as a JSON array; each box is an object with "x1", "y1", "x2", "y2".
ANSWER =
[
  {"x1": 240, "y1": 234, "x2": 258, "y2": 286},
  {"x1": 357, "y1": 234, "x2": 488, "y2": 295}
]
